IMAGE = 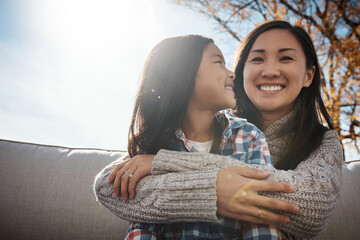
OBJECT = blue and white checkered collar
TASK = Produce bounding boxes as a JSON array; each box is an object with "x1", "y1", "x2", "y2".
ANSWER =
[
  {"x1": 175, "y1": 110, "x2": 247, "y2": 151},
  {"x1": 217, "y1": 110, "x2": 247, "y2": 139}
]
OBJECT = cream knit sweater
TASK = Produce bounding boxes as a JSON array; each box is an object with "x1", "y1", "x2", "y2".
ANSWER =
[{"x1": 94, "y1": 113, "x2": 343, "y2": 239}]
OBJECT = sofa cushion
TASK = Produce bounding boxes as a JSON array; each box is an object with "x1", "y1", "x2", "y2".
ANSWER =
[
  {"x1": 316, "y1": 160, "x2": 360, "y2": 240},
  {"x1": 0, "y1": 139, "x2": 359, "y2": 240},
  {"x1": 0, "y1": 139, "x2": 129, "y2": 240}
]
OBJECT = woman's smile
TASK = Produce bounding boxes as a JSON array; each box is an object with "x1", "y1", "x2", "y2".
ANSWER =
[{"x1": 257, "y1": 83, "x2": 285, "y2": 93}]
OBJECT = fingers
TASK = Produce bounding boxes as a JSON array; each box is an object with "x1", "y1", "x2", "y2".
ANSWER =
[
  {"x1": 252, "y1": 207, "x2": 290, "y2": 224},
  {"x1": 251, "y1": 195, "x2": 299, "y2": 213},
  {"x1": 220, "y1": 209, "x2": 267, "y2": 224},
  {"x1": 108, "y1": 159, "x2": 131, "y2": 184},
  {"x1": 231, "y1": 166, "x2": 270, "y2": 180},
  {"x1": 123, "y1": 162, "x2": 152, "y2": 200},
  {"x1": 229, "y1": 204, "x2": 290, "y2": 224},
  {"x1": 121, "y1": 165, "x2": 137, "y2": 202},
  {"x1": 240, "y1": 215, "x2": 267, "y2": 225},
  {"x1": 111, "y1": 155, "x2": 154, "y2": 201},
  {"x1": 128, "y1": 170, "x2": 143, "y2": 200},
  {"x1": 231, "y1": 180, "x2": 298, "y2": 213},
  {"x1": 252, "y1": 180, "x2": 295, "y2": 193},
  {"x1": 113, "y1": 161, "x2": 135, "y2": 197}
]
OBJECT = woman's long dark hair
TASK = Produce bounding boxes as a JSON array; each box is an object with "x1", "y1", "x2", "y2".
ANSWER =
[
  {"x1": 233, "y1": 21, "x2": 334, "y2": 170},
  {"x1": 128, "y1": 35, "x2": 214, "y2": 157}
]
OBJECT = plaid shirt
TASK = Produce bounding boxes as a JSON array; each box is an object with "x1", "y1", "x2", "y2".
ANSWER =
[{"x1": 126, "y1": 111, "x2": 281, "y2": 240}]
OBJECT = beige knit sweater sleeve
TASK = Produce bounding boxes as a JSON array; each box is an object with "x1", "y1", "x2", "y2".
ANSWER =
[{"x1": 93, "y1": 130, "x2": 343, "y2": 239}]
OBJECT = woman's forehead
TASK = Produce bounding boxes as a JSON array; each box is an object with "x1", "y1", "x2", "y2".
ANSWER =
[{"x1": 251, "y1": 29, "x2": 302, "y2": 52}]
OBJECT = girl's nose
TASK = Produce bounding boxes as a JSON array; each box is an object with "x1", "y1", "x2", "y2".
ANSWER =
[
  {"x1": 228, "y1": 69, "x2": 235, "y2": 80},
  {"x1": 261, "y1": 61, "x2": 280, "y2": 78}
]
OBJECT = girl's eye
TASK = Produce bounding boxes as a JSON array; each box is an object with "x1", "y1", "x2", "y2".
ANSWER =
[
  {"x1": 250, "y1": 57, "x2": 263, "y2": 62},
  {"x1": 280, "y1": 56, "x2": 294, "y2": 61},
  {"x1": 215, "y1": 60, "x2": 223, "y2": 64}
]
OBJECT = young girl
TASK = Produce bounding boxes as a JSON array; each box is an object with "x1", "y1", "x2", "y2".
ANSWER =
[{"x1": 95, "y1": 35, "x2": 295, "y2": 239}]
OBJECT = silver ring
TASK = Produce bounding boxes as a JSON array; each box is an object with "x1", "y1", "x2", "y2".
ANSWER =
[
  {"x1": 257, "y1": 208, "x2": 262, "y2": 218},
  {"x1": 125, "y1": 170, "x2": 134, "y2": 178}
]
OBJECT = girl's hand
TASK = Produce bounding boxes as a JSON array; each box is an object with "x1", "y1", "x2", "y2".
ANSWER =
[
  {"x1": 217, "y1": 166, "x2": 300, "y2": 224},
  {"x1": 108, "y1": 154, "x2": 155, "y2": 201}
]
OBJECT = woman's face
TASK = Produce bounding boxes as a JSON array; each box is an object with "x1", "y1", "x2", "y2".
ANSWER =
[
  {"x1": 191, "y1": 43, "x2": 236, "y2": 112},
  {"x1": 243, "y1": 29, "x2": 315, "y2": 119}
]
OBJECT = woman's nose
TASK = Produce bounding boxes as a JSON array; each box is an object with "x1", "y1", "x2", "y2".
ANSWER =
[{"x1": 261, "y1": 61, "x2": 280, "y2": 78}]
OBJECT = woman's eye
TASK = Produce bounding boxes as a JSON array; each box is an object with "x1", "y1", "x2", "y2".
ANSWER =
[
  {"x1": 280, "y1": 56, "x2": 294, "y2": 61},
  {"x1": 215, "y1": 60, "x2": 223, "y2": 64},
  {"x1": 250, "y1": 57, "x2": 263, "y2": 62}
]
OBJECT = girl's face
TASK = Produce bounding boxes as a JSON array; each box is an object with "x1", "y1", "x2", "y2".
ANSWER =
[
  {"x1": 191, "y1": 43, "x2": 236, "y2": 112},
  {"x1": 243, "y1": 29, "x2": 315, "y2": 119}
]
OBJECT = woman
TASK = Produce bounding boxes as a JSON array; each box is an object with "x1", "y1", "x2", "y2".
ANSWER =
[
  {"x1": 102, "y1": 34, "x2": 290, "y2": 239},
  {"x1": 94, "y1": 21, "x2": 343, "y2": 239}
]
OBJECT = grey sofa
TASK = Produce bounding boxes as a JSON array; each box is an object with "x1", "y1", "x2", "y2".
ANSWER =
[{"x1": 0, "y1": 139, "x2": 358, "y2": 240}]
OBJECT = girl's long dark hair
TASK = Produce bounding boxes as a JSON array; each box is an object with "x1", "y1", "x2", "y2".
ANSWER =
[
  {"x1": 233, "y1": 21, "x2": 334, "y2": 170},
  {"x1": 128, "y1": 35, "x2": 214, "y2": 157}
]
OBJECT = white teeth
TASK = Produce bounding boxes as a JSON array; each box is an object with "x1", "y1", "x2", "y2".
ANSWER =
[
  {"x1": 260, "y1": 85, "x2": 283, "y2": 91},
  {"x1": 225, "y1": 86, "x2": 233, "y2": 91}
]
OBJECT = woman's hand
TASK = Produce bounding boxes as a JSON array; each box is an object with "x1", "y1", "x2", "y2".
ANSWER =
[
  {"x1": 217, "y1": 166, "x2": 299, "y2": 224},
  {"x1": 108, "y1": 154, "x2": 155, "y2": 201}
]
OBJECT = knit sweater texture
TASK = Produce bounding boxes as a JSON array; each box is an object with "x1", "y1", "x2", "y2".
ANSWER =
[{"x1": 93, "y1": 112, "x2": 343, "y2": 239}]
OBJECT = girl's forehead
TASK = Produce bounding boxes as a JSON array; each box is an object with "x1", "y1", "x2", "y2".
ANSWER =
[{"x1": 204, "y1": 43, "x2": 224, "y2": 58}]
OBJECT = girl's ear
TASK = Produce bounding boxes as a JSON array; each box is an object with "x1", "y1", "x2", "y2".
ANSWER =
[{"x1": 303, "y1": 65, "x2": 315, "y2": 88}]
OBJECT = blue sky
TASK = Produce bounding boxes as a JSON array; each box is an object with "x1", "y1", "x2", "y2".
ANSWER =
[
  {"x1": 0, "y1": 0, "x2": 358, "y2": 160},
  {"x1": 0, "y1": 0, "x2": 237, "y2": 150}
]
